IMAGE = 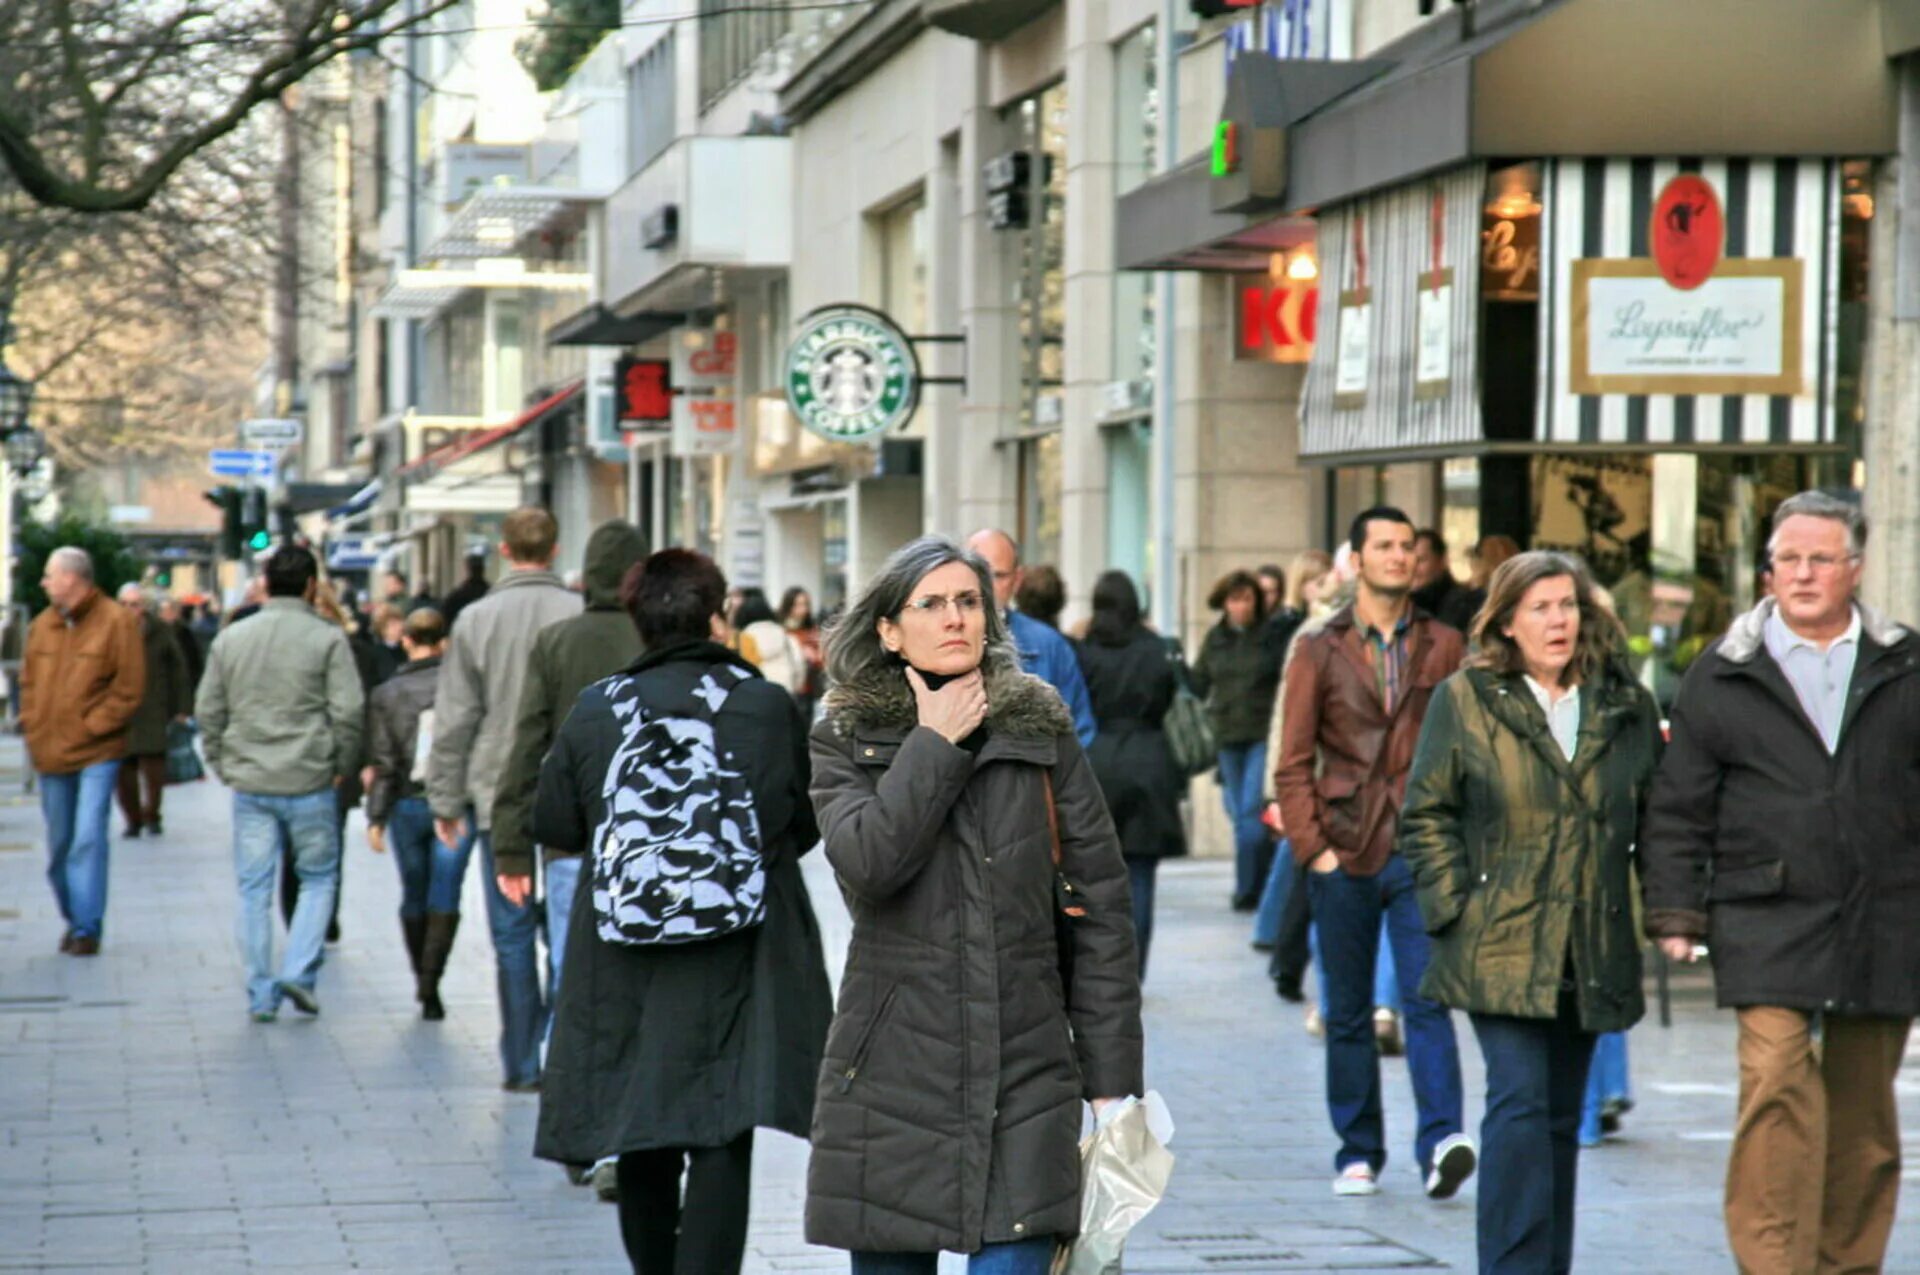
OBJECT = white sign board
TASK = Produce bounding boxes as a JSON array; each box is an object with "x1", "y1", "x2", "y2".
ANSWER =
[
  {"x1": 1571, "y1": 259, "x2": 1802, "y2": 397},
  {"x1": 1414, "y1": 274, "x2": 1453, "y2": 394},
  {"x1": 242, "y1": 418, "x2": 304, "y2": 448},
  {"x1": 672, "y1": 329, "x2": 739, "y2": 458},
  {"x1": 1332, "y1": 292, "x2": 1370, "y2": 406}
]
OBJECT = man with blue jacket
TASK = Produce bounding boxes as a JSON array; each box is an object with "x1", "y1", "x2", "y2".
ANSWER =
[{"x1": 967, "y1": 528, "x2": 1095, "y2": 749}]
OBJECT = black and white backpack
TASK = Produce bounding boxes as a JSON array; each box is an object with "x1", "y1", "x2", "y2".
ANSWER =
[{"x1": 589, "y1": 664, "x2": 766, "y2": 946}]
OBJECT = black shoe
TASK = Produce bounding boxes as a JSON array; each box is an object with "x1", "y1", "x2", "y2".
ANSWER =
[
  {"x1": 502, "y1": 1078, "x2": 542, "y2": 1094},
  {"x1": 421, "y1": 990, "x2": 445, "y2": 1021},
  {"x1": 278, "y1": 982, "x2": 320, "y2": 1016},
  {"x1": 325, "y1": 920, "x2": 341, "y2": 944},
  {"x1": 123, "y1": 824, "x2": 141, "y2": 839},
  {"x1": 1231, "y1": 895, "x2": 1258, "y2": 913},
  {"x1": 148, "y1": 818, "x2": 163, "y2": 837},
  {"x1": 1274, "y1": 977, "x2": 1305, "y2": 1004}
]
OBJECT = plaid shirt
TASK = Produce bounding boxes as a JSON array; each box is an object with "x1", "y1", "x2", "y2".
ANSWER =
[{"x1": 1358, "y1": 610, "x2": 1413, "y2": 714}]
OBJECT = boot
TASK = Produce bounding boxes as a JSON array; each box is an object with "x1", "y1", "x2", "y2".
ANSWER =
[
  {"x1": 419, "y1": 911, "x2": 460, "y2": 1021},
  {"x1": 401, "y1": 915, "x2": 428, "y2": 1001}
]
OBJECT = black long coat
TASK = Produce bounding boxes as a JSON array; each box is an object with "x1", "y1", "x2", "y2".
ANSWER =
[
  {"x1": 805, "y1": 654, "x2": 1144, "y2": 1254},
  {"x1": 126, "y1": 614, "x2": 191, "y2": 757},
  {"x1": 1077, "y1": 628, "x2": 1186, "y2": 861},
  {"x1": 530, "y1": 642, "x2": 832, "y2": 1163},
  {"x1": 1642, "y1": 600, "x2": 1920, "y2": 1017}
]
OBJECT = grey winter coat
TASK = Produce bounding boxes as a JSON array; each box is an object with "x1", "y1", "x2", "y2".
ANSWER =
[
  {"x1": 805, "y1": 654, "x2": 1145, "y2": 1254},
  {"x1": 1642, "y1": 598, "x2": 1920, "y2": 1017},
  {"x1": 197, "y1": 598, "x2": 364, "y2": 796},
  {"x1": 426, "y1": 569, "x2": 580, "y2": 829}
]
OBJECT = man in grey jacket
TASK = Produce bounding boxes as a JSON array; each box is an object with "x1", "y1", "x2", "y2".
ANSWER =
[
  {"x1": 197, "y1": 546, "x2": 364, "y2": 1022},
  {"x1": 427, "y1": 506, "x2": 580, "y2": 1090}
]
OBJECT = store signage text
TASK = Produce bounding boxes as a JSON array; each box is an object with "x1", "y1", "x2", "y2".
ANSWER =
[
  {"x1": 673, "y1": 329, "x2": 739, "y2": 457},
  {"x1": 1236, "y1": 278, "x2": 1316, "y2": 363},
  {"x1": 784, "y1": 304, "x2": 922, "y2": 442},
  {"x1": 1570, "y1": 259, "x2": 1803, "y2": 396},
  {"x1": 1482, "y1": 217, "x2": 1540, "y2": 301}
]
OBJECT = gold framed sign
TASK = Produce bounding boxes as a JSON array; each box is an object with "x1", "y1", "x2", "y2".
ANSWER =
[
  {"x1": 1570, "y1": 258, "x2": 1803, "y2": 397},
  {"x1": 1332, "y1": 286, "x2": 1371, "y2": 410}
]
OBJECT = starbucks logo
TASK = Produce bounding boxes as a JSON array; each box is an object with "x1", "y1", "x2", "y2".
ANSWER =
[{"x1": 784, "y1": 305, "x2": 920, "y2": 442}]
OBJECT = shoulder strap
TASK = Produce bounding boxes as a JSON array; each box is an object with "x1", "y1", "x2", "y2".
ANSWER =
[
  {"x1": 1042, "y1": 770, "x2": 1087, "y2": 919},
  {"x1": 1043, "y1": 771, "x2": 1061, "y2": 868}
]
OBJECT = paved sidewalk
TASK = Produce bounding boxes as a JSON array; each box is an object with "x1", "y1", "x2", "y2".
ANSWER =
[{"x1": 1, "y1": 738, "x2": 1917, "y2": 1272}]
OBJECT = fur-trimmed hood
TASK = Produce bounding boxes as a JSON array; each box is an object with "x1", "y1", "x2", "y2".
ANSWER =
[
  {"x1": 1714, "y1": 596, "x2": 1908, "y2": 664},
  {"x1": 822, "y1": 651, "x2": 1075, "y2": 740}
]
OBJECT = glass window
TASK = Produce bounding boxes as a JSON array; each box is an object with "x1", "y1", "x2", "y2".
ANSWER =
[
  {"x1": 629, "y1": 36, "x2": 677, "y2": 177},
  {"x1": 1105, "y1": 422, "x2": 1152, "y2": 596},
  {"x1": 699, "y1": 0, "x2": 792, "y2": 110},
  {"x1": 1112, "y1": 24, "x2": 1157, "y2": 196},
  {"x1": 1013, "y1": 83, "x2": 1068, "y2": 432},
  {"x1": 879, "y1": 197, "x2": 929, "y2": 336},
  {"x1": 1018, "y1": 432, "x2": 1063, "y2": 567}
]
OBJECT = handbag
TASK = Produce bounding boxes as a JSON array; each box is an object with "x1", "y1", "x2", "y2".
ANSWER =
[
  {"x1": 1043, "y1": 771, "x2": 1086, "y2": 996},
  {"x1": 164, "y1": 719, "x2": 204, "y2": 785},
  {"x1": 1160, "y1": 640, "x2": 1217, "y2": 778}
]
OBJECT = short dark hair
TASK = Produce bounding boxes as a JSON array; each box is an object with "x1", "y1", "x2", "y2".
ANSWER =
[
  {"x1": 1349, "y1": 505, "x2": 1415, "y2": 554},
  {"x1": 265, "y1": 546, "x2": 319, "y2": 599},
  {"x1": 1206, "y1": 568, "x2": 1269, "y2": 622},
  {"x1": 624, "y1": 549, "x2": 727, "y2": 650},
  {"x1": 733, "y1": 586, "x2": 776, "y2": 629},
  {"x1": 1414, "y1": 529, "x2": 1448, "y2": 556},
  {"x1": 1014, "y1": 564, "x2": 1066, "y2": 629}
]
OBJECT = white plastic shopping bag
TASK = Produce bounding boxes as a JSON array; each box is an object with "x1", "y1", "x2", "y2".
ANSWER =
[{"x1": 1052, "y1": 1091, "x2": 1176, "y2": 1275}]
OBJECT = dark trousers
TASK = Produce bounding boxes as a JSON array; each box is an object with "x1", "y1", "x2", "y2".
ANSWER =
[
  {"x1": 1307, "y1": 854, "x2": 1464, "y2": 1177},
  {"x1": 115, "y1": 753, "x2": 166, "y2": 830},
  {"x1": 1469, "y1": 996, "x2": 1597, "y2": 1275},
  {"x1": 1270, "y1": 858, "x2": 1313, "y2": 990},
  {"x1": 616, "y1": 1131, "x2": 754, "y2": 1275},
  {"x1": 1125, "y1": 855, "x2": 1157, "y2": 979}
]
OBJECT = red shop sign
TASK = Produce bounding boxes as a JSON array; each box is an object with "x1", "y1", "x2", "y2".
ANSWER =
[
  {"x1": 1650, "y1": 174, "x2": 1724, "y2": 291},
  {"x1": 615, "y1": 356, "x2": 673, "y2": 422},
  {"x1": 1237, "y1": 278, "x2": 1317, "y2": 363}
]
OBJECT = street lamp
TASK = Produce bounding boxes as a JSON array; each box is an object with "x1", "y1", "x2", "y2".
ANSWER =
[
  {"x1": 4, "y1": 425, "x2": 43, "y2": 477},
  {"x1": 0, "y1": 320, "x2": 31, "y2": 437}
]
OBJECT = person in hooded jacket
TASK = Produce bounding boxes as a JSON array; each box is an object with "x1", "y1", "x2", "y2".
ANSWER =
[
  {"x1": 531, "y1": 548, "x2": 831, "y2": 1275},
  {"x1": 806, "y1": 535, "x2": 1143, "y2": 1274},
  {"x1": 1076, "y1": 569, "x2": 1184, "y2": 977}
]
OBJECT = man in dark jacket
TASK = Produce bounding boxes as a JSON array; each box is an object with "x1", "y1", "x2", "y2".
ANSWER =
[
  {"x1": 441, "y1": 552, "x2": 490, "y2": 631},
  {"x1": 1410, "y1": 530, "x2": 1480, "y2": 635},
  {"x1": 113, "y1": 584, "x2": 191, "y2": 838},
  {"x1": 1274, "y1": 506, "x2": 1474, "y2": 1202},
  {"x1": 1643, "y1": 491, "x2": 1919, "y2": 1275}
]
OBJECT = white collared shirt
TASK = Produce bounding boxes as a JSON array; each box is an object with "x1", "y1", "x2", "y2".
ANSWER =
[
  {"x1": 1523, "y1": 674, "x2": 1581, "y2": 761},
  {"x1": 1763, "y1": 604, "x2": 1861, "y2": 754}
]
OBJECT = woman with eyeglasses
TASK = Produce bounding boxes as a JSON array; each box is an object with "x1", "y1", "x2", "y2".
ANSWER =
[{"x1": 805, "y1": 535, "x2": 1143, "y2": 1274}]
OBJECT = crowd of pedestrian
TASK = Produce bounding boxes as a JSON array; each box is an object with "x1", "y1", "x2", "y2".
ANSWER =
[{"x1": 11, "y1": 487, "x2": 1917, "y2": 1274}]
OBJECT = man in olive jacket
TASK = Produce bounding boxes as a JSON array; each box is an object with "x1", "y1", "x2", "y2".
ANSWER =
[
  {"x1": 197, "y1": 546, "x2": 364, "y2": 1020},
  {"x1": 1642, "y1": 492, "x2": 1920, "y2": 1275},
  {"x1": 491, "y1": 519, "x2": 647, "y2": 993}
]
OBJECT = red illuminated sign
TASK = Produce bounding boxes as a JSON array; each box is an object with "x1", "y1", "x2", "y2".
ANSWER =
[
  {"x1": 615, "y1": 357, "x2": 672, "y2": 422},
  {"x1": 1237, "y1": 278, "x2": 1317, "y2": 363},
  {"x1": 1651, "y1": 174, "x2": 1724, "y2": 291}
]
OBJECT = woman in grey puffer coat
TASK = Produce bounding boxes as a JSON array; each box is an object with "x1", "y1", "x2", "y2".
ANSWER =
[{"x1": 806, "y1": 536, "x2": 1144, "y2": 1274}]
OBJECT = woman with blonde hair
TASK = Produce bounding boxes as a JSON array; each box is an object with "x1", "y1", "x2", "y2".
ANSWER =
[{"x1": 1400, "y1": 551, "x2": 1661, "y2": 1273}]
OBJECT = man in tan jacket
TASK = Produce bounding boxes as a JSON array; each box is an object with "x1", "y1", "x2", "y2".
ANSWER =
[{"x1": 20, "y1": 546, "x2": 145, "y2": 955}]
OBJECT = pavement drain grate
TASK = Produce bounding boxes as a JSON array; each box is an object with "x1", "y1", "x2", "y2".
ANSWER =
[
  {"x1": 0, "y1": 842, "x2": 34, "y2": 852},
  {"x1": 1200, "y1": 1254, "x2": 1304, "y2": 1265},
  {"x1": 0, "y1": 994, "x2": 66, "y2": 1005},
  {"x1": 1163, "y1": 1232, "x2": 1263, "y2": 1243},
  {"x1": 0, "y1": 907, "x2": 18, "y2": 919}
]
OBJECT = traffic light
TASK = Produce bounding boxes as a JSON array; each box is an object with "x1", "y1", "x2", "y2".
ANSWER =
[
  {"x1": 243, "y1": 487, "x2": 270, "y2": 552},
  {"x1": 204, "y1": 486, "x2": 243, "y2": 559}
]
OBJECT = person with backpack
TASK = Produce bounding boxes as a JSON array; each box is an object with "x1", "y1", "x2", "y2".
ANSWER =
[
  {"x1": 529, "y1": 549, "x2": 831, "y2": 1275},
  {"x1": 365, "y1": 608, "x2": 471, "y2": 1021},
  {"x1": 805, "y1": 536, "x2": 1142, "y2": 1273}
]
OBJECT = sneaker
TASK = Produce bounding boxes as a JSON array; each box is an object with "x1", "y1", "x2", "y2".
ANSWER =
[
  {"x1": 278, "y1": 982, "x2": 320, "y2": 1016},
  {"x1": 1374, "y1": 1008, "x2": 1404, "y2": 1056},
  {"x1": 250, "y1": 1009, "x2": 278, "y2": 1024},
  {"x1": 590, "y1": 1160, "x2": 620, "y2": 1203},
  {"x1": 1334, "y1": 1163, "x2": 1380, "y2": 1196},
  {"x1": 1304, "y1": 1007, "x2": 1325, "y2": 1038},
  {"x1": 1425, "y1": 1133, "x2": 1478, "y2": 1200}
]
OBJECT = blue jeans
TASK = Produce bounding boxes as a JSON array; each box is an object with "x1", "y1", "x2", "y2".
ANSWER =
[
  {"x1": 1216, "y1": 742, "x2": 1270, "y2": 901},
  {"x1": 40, "y1": 759, "x2": 120, "y2": 941},
  {"x1": 1125, "y1": 855, "x2": 1156, "y2": 979},
  {"x1": 1307, "y1": 855, "x2": 1464, "y2": 1177},
  {"x1": 478, "y1": 829, "x2": 546, "y2": 1087},
  {"x1": 386, "y1": 796, "x2": 473, "y2": 916},
  {"x1": 850, "y1": 1238, "x2": 1057, "y2": 1273},
  {"x1": 1254, "y1": 838, "x2": 1292, "y2": 946},
  {"x1": 1312, "y1": 923, "x2": 1401, "y2": 1016},
  {"x1": 233, "y1": 788, "x2": 339, "y2": 1014},
  {"x1": 1578, "y1": 1031, "x2": 1631, "y2": 1144},
  {"x1": 1470, "y1": 1001, "x2": 1597, "y2": 1275}
]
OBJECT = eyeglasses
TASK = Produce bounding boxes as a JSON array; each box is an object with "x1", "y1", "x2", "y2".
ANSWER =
[
  {"x1": 902, "y1": 591, "x2": 986, "y2": 618},
  {"x1": 1769, "y1": 553, "x2": 1858, "y2": 574}
]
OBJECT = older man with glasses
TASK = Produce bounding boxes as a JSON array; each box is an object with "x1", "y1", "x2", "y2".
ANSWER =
[{"x1": 1644, "y1": 490, "x2": 1920, "y2": 1275}]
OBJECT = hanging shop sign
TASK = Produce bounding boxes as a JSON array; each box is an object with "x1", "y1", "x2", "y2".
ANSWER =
[
  {"x1": 615, "y1": 356, "x2": 673, "y2": 425},
  {"x1": 1650, "y1": 173, "x2": 1724, "y2": 291},
  {"x1": 783, "y1": 304, "x2": 922, "y2": 443},
  {"x1": 1333, "y1": 211, "x2": 1371, "y2": 409},
  {"x1": 1570, "y1": 258, "x2": 1803, "y2": 397},
  {"x1": 672, "y1": 328, "x2": 739, "y2": 457},
  {"x1": 1415, "y1": 187, "x2": 1453, "y2": 399}
]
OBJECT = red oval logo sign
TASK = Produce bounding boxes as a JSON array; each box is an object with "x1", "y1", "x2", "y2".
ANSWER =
[{"x1": 1651, "y1": 174, "x2": 1724, "y2": 291}]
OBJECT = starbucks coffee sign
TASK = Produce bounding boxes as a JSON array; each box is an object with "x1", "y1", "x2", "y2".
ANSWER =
[{"x1": 784, "y1": 304, "x2": 921, "y2": 442}]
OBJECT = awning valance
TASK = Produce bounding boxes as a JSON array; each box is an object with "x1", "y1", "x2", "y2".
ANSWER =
[
  {"x1": 396, "y1": 381, "x2": 583, "y2": 482},
  {"x1": 545, "y1": 303, "x2": 687, "y2": 348}
]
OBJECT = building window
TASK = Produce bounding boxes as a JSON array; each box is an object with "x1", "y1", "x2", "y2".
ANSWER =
[
  {"x1": 878, "y1": 196, "x2": 928, "y2": 335},
  {"x1": 698, "y1": 0, "x2": 790, "y2": 111},
  {"x1": 1017, "y1": 432, "x2": 1063, "y2": 568},
  {"x1": 1113, "y1": 23, "x2": 1157, "y2": 195},
  {"x1": 628, "y1": 35, "x2": 677, "y2": 177},
  {"x1": 1013, "y1": 83, "x2": 1068, "y2": 433}
]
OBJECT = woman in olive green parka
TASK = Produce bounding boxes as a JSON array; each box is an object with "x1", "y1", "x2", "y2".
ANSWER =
[{"x1": 1398, "y1": 551, "x2": 1661, "y2": 1275}]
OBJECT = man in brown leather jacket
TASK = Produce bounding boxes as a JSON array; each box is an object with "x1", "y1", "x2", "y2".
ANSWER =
[
  {"x1": 1274, "y1": 507, "x2": 1473, "y2": 1202},
  {"x1": 20, "y1": 546, "x2": 145, "y2": 955}
]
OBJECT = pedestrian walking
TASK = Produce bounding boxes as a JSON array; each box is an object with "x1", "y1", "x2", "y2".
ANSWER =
[
  {"x1": 1193, "y1": 568, "x2": 1283, "y2": 911},
  {"x1": 778, "y1": 586, "x2": 826, "y2": 720},
  {"x1": 196, "y1": 546, "x2": 364, "y2": 1021},
  {"x1": 20, "y1": 547, "x2": 145, "y2": 955},
  {"x1": 1411, "y1": 530, "x2": 1481, "y2": 634},
  {"x1": 1076, "y1": 569, "x2": 1185, "y2": 976},
  {"x1": 426, "y1": 506, "x2": 581, "y2": 1091},
  {"x1": 1273, "y1": 506, "x2": 1474, "y2": 1201},
  {"x1": 364, "y1": 607, "x2": 471, "y2": 1021},
  {"x1": 1641, "y1": 491, "x2": 1920, "y2": 1275},
  {"x1": 731, "y1": 586, "x2": 807, "y2": 696},
  {"x1": 1400, "y1": 551, "x2": 1661, "y2": 1273},
  {"x1": 441, "y1": 551, "x2": 490, "y2": 630},
  {"x1": 1013, "y1": 563, "x2": 1067, "y2": 631},
  {"x1": 966, "y1": 529, "x2": 1097, "y2": 749},
  {"x1": 530, "y1": 547, "x2": 831, "y2": 1274},
  {"x1": 156, "y1": 594, "x2": 204, "y2": 692},
  {"x1": 113, "y1": 583, "x2": 191, "y2": 839},
  {"x1": 805, "y1": 535, "x2": 1142, "y2": 1272},
  {"x1": 491, "y1": 517, "x2": 647, "y2": 1197}
]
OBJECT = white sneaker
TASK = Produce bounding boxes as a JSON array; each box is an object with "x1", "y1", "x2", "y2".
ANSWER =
[
  {"x1": 1333, "y1": 1163, "x2": 1380, "y2": 1196},
  {"x1": 1425, "y1": 1133, "x2": 1478, "y2": 1200},
  {"x1": 1304, "y1": 1007, "x2": 1325, "y2": 1038}
]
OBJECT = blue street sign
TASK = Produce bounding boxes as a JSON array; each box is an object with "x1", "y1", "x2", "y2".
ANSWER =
[{"x1": 209, "y1": 449, "x2": 276, "y2": 478}]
